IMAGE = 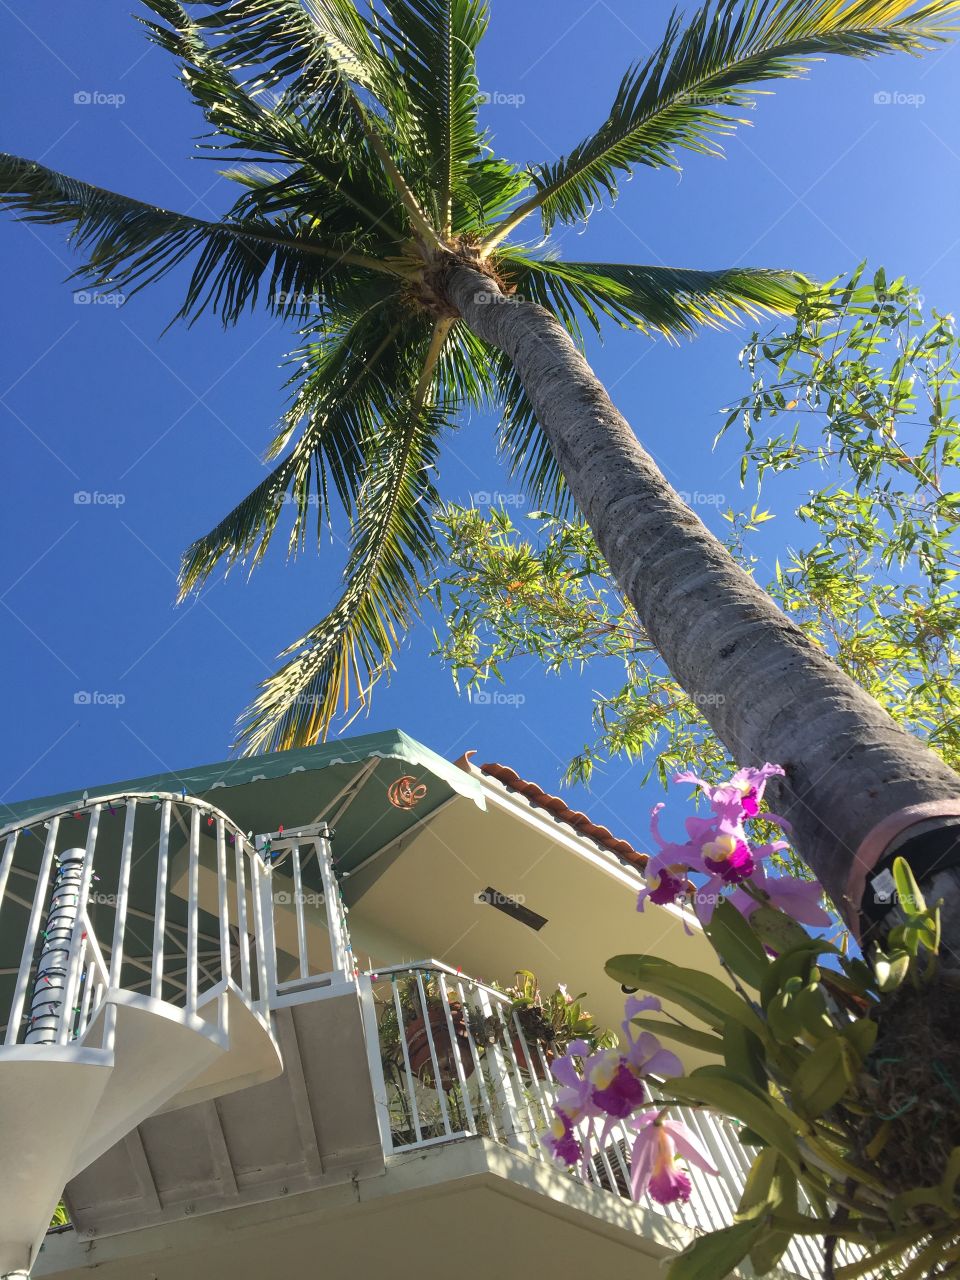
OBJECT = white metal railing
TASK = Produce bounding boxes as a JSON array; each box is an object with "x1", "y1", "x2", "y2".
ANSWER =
[
  {"x1": 360, "y1": 961, "x2": 857, "y2": 1280},
  {"x1": 252, "y1": 821, "x2": 355, "y2": 999},
  {"x1": 0, "y1": 792, "x2": 274, "y2": 1049}
]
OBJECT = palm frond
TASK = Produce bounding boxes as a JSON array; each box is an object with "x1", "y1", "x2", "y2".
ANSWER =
[
  {"x1": 179, "y1": 288, "x2": 433, "y2": 594},
  {"x1": 484, "y1": 0, "x2": 960, "y2": 243},
  {"x1": 435, "y1": 319, "x2": 497, "y2": 410},
  {"x1": 175, "y1": 0, "x2": 441, "y2": 242},
  {"x1": 174, "y1": 0, "x2": 388, "y2": 125},
  {"x1": 493, "y1": 348, "x2": 575, "y2": 519},
  {"x1": 0, "y1": 155, "x2": 398, "y2": 325},
  {"x1": 235, "y1": 323, "x2": 452, "y2": 752},
  {"x1": 142, "y1": 1, "x2": 410, "y2": 246},
  {"x1": 454, "y1": 155, "x2": 530, "y2": 235},
  {"x1": 503, "y1": 252, "x2": 805, "y2": 341},
  {"x1": 374, "y1": 0, "x2": 488, "y2": 231}
]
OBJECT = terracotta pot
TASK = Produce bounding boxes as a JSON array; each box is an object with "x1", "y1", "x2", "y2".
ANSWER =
[
  {"x1": 404, "y1": 1001, "x2": 476, "y2": 1091},
  {"x1": 511, "y1": 1035, "x2": 554, "y2": 1081}
]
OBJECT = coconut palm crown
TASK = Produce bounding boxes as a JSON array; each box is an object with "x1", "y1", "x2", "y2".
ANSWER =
[{"x1": 2, "y1": 0, "x2": 956, "y2": 753}]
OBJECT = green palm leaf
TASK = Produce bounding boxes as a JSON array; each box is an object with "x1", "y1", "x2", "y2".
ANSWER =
[
  {"x1": 175, "y1": 0, "x2": 389, "y2": 123},
  {"x1": 235, "y1": 323, "x2": 451, "y2": 752},
  {"x1": 142, "y1": 1, "x2": 411, "y2": 245},
  {"x1": 179, "y1": 290, "x2": 425, "y2": 594},
  {"x1": 375, "y1": 0, "x2": 488, "y2": 231},
  {"x1": 484, "y1": 0, "x2": 960, "y2": 244},
  {"x1": 176, "y1": 0, "x2": 441, "y2": 243},
  {"x1": 0, "y1": 155, "x2": 396, "y2": 324},
  {"x1": 503, "y1": 253, "x2": 805, "y2": 341}
]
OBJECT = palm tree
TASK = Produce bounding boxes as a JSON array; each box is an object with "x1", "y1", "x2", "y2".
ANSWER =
[{"x1": 3, "y1": 0, "x2": 960, "y2": 946}]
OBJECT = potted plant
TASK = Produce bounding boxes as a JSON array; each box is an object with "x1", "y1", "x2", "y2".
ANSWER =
[
  {"x1": 492, "y1": 970, "x2": 616, "y2": 1078},
  {"x1": 377, "y1": 973, "x2": 479, "y2": 1092}
]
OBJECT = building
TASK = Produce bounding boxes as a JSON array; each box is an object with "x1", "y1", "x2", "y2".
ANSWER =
[{"x1": 0, "y1": 729, "x2": 825, "y2": 1279}]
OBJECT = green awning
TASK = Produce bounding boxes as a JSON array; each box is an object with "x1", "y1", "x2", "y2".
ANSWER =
[
  {"x1": 1, "y1": 732, "x2": 486, "y2": 1026},
  {"x1": 0, "y1": 729, "x2": 484, "y2": 874}
]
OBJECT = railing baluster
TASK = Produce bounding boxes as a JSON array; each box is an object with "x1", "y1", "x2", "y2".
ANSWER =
[
  {"x1": 594, "y1": 1134, "x2": 621, "y2": 1193},
  {"x1": 438, "y1": 980, "x2": 476, "y2": 1135},
  {"x1": 316, "y1": 827, "x2": 351, "y2": 980},
  {"x1": 491, "y1": 999, "x2": 539, "y2": 1148},
  {"x1": 391, "y1": 975, "x2": 423, "y2": 1147},
  {"x1": 509, "y1": 1009, "x2": 553, "y2": 1133},
  {"x1": 456, "y1": 979, "x2": 499, "y2": 1141},
  {"x1": 151, "y1": 799, "x2": 172, "y2": 1000},
  {"x1": 7, "y1": 816, "x2": 59, "y2": 1045},
  {"x1": 108, "y1": 800, "x2": 137, "y2": 988},
  {"x1": 185, "y1": 807, "x2": 200, "y2": 1016},
  {"x1": 414, "y1": 971, "x2": 452, "y2": 1136},
  {"x1": 57, "y1": 805, "x2": 101, "y2": 1045},
  {"x1": 235, "y1": 835, "x2": 252, "y2": 999},
  {"x1": 474, "y1": 986, "x2": 526, "y2": 1153},
  {"x1": 605, "y1": 1121, "x2": 633, "y2": 1192},
  {"x1": 215, "y1": 818, "x2": 231, "y2": 986},
  {"x1": 291, "y1": 844, "x2": 309, "y2": 980},
  {"x1": 250, "y1": 850, "x2": 271, "y2": 1010},
  {"x1": 77, "y1": 953, "x2": 95, "y2": 1037},
  {"x1": 0, "y1": 831, "x2": 19, "y2": 924}
]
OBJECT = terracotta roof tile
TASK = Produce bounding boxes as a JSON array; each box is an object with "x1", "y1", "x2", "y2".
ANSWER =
[{"x1": 454, "y1": 751, "x2": 648, "y2": 873}]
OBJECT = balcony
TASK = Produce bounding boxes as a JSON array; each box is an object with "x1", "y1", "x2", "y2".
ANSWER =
[
  {"x1": 0, "y1": 734, "x2": 837, "y2": 1280},
  {"x1": 364, "y1": 961, "x2": 829, "y2": 1280}
]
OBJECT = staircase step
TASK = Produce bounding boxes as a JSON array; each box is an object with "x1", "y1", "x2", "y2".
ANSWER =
[
  {"x1": 70, "y1": 994, "x2": 228, "y2": 1177},
  {"x1": 155, "y1": 988, "x2": 281, "y2": 1115},
  {"x1": 65, "y1": 989, "x2": 384, "y2": 1237},
  {"x1": 0, "y1": 1049, "x2": 113, "y2": 1275}
]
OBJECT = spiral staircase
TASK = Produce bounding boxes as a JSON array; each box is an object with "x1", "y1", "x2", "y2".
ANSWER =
[{"x1": 0, "y1": 793, "x2": 284, "y2": 1277}]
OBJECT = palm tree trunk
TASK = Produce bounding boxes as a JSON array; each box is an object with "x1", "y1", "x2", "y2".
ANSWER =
[{"x1": 448, "y1": 263, "x2": 960, "y2": 948}]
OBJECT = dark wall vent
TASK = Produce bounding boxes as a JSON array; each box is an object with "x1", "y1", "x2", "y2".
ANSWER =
[{"x1": 475, "y1": 886, "x2": 547, "y2": 932}]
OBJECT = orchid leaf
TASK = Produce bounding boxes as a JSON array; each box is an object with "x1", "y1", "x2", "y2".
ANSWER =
[
  {"x1": 630, "y1": 1015, "x2": 725, "y2": 1056},
  {"x1": 605, "y1": 956, "x2": 768, "y2": 1038},
  {"x1": 723, "y1": 1021, "x2": 769, "y2": 1093},
  {"x1": 664, "y1": 1074, "x2": 804, "y2": 1167},
  {"x1": 667, "y1": 1220, "x2": 766, "y2": 1280},
  {"x1": 790, "y1": 1034, "x2": 859, "y2": 1119},
  {"x1": 893, "y1": 854, "x2": 927, "y2": 915},
  {"x1": 704, "y1": 898, "x2": 771, "y2": 988}
]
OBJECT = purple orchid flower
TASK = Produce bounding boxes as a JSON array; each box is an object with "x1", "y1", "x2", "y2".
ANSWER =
[
  {"x1": 629, "y1": 1112, "x2": 719, "y2": 1205},
  {"x1": 544, "y1": 1108, "x2": 582, "y2": 1166},
  {"x1": 622, "y1": 996, "x2": 683, "y2": 1080},
  {"x1": 730, "y1": 857, "x2": 831, "y2": 926},
  {"x1": 637, "y1": 856, "x2": 688, "y2": 912},
  {"x1": 699, "y1": 828, "x2": 756, "y2": 883},
  {"x1": 674, "y1": 763, "x2": 789, "y2": 830},
  {"x1": 587, "y1": 1052, "x2": 648, "y2": 1117},
  {"x1": 585, "y1": 998, "x2": 684, "y2": 1119}
]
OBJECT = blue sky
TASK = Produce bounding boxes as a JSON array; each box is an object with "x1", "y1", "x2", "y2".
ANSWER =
[{"x1": 1, "y1": 0, "x2": 958, "y2": 849}]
